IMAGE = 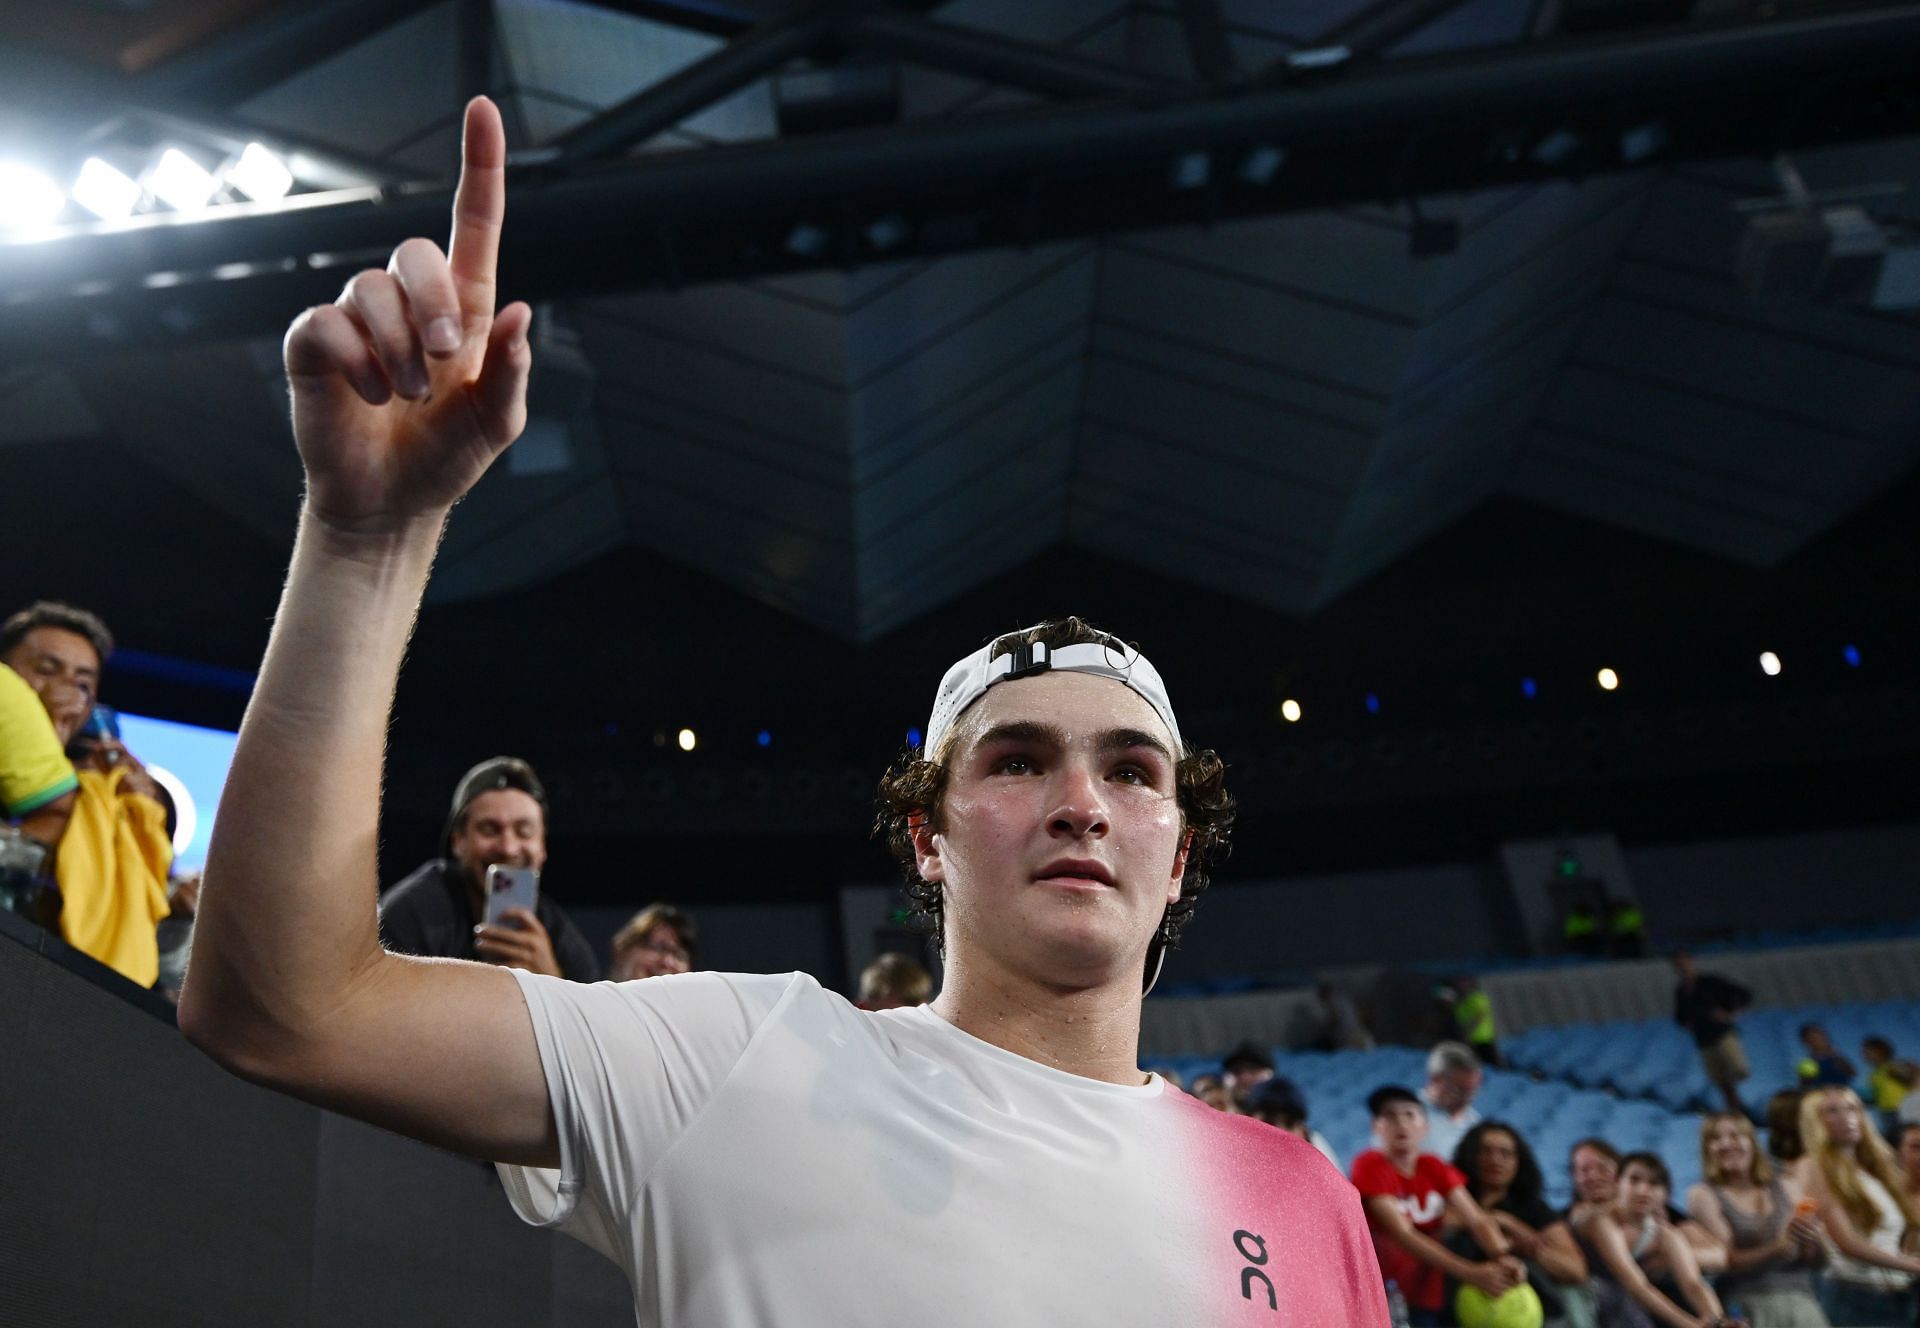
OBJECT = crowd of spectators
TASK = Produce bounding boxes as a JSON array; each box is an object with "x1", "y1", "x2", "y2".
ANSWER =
[{"x1": 1173, "y1": 1036, "x2": 1920, "y2": 1328}]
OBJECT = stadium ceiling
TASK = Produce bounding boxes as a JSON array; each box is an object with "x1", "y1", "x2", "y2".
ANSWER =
[{"x1": 5, "y1": 0, "x2": 1920, "y2": 642}]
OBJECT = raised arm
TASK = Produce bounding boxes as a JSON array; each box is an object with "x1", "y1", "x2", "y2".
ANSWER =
[{"x1": 177, "y1": 98, "x2": 554, "y2": 1166}]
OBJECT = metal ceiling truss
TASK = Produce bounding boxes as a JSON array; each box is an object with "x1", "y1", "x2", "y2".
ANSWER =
[{"x1": 7, "y1": 4, "x2": 1920, "y2": 357}]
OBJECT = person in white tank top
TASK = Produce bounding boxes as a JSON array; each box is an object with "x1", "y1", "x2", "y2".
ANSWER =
[{"x1": 1795, "y1": 1087, "x2": 1920, "y2": 1326}]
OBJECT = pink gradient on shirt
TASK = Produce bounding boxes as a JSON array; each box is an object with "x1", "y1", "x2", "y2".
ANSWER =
[{"x1": 1162, "y1": 1088, "x2": 1391, "y2": 1325}]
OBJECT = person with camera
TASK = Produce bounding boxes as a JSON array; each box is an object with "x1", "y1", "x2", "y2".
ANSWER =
[
  {"x1": 378, "y1": 755, "x2": 599, "y2": 982},
  {"x1": 2, "y1": 601, "x2": 175, "y2": 984},
  {"x1": 177, "y1": 97, "x2": 1387, "y2": 1324}
]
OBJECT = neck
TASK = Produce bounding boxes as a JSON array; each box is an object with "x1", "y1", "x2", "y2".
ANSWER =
[
  {"x1": 929, "y1": 947, "x2": 1146, "y2": 1087},
  {"x1": 1386, "y1": 1146, "x2": 1420, "y2": 1172},
  {"x1": 1480, "y1": 1182, "x2": 1510, "y2": 1207}
]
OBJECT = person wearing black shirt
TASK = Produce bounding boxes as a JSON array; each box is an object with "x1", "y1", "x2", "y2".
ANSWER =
[
  {"x1": 1449, "y1": 1121, "x2": 1590, "y2": 1322},
  {"x1": 1674, "y1": 950, "x2": 1753, "y2": 1118},
  {"x1": 379, "y1": 756, "x2": 600, "y2": 982}
]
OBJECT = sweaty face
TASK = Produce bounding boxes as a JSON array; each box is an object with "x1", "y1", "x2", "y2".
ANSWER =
[
  {"x1": 4, "y1": 626, "x2": 101, "y2": 747},
  {"x1": 615, "y1": 924, "x2": 691, "y2": 980},
  {"x1": 450, "y1": 788, "x2": 547, "y2": 888},
  {"x1": 1572, "y1": 1146, "x2": 1618, "y2": 1205},
  {"x1": 916, "y1": 671, "x2": 1185, "y2": 991}
]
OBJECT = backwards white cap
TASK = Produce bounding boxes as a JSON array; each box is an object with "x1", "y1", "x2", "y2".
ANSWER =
[{"x1": 921, "y1": 630, "x2": 1183, "y2": 762}]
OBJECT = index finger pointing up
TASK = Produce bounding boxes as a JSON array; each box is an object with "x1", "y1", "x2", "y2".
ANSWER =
[{"x1": 448, "y1": 96, "x2": 507, "y2": 324}]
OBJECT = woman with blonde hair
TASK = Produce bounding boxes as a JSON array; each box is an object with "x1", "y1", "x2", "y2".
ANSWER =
[
  {"x1": 1684, "y1": 1112, "x2": 1827, "y2": 1327},
  {"x1": 1795, "y1": 1086, "x2": 1920, "y2": 1325}
]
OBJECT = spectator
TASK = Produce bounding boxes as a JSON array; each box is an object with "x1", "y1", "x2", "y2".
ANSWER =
[
  {"x1": 1564, "y1": 895, "x2": 1604, "y2": 957},
  {"x1": 1220, "y1": 1039, "x2": 1275, "y2": 1112},
  {"x1": 1607, "y1": 895, "x2": 1649, "y2": 959},
  {"x1": 1795, "y1": 1025, "x2": 1855, "y2": 1089},
  {"x1": 379, "y1": 757, "x2": 599, "y2": 981},
  {"x1": 1451, "y1": 1121, "x2": 1590, "y2": 1321},
  {"x1": 1896, "y1": 1123, "x2": 1920, "y2": 1212},
  {"x1": 1646, "y1": 1168, "x2": 1730, "y2": 1282},
  {"x1": 1423, "y1": 1040, "x2": 1486, "y2": 1161},
  {"x1": 1188, "y1": 1072, "x2": 1229, "y2": 1112},
  {"x1": 1317, "y1": 980, "x2": 1375, "y2": 1050},
  {"x1": 1352, "y1": 1085, "x2": 1524, "y2": 1325},
  {"x1": 1568, "y1": 1143, "x2": 1742, "y2": 1328},
  {"x1": 1441, "y1": 976, "x2": 1503, "y2": 1068},
  {"x1": 3, "y1": 601, "x2": 174, "y2": 986},
  {"x1": 610, "y1": 902, "x2": 698, "y2": 982},
  {"x1": 1673, "y1": 951, "x2": 1754, "y2": 1118},
  {"x1": 1765, "y1": 1090, "x2": 1807, "y2": 1166},
  {"x1": 856, "y1": 950, "x2": 931, "y2": 1010},
  {"x1": 1684, "y1": 1112, "x2": 1827, "y2": 1327},
  {"x1": 1245, "y1": 1076, "x2": 1340, "y2": 1170},
  {"x1": 1793, "y1": 1086, "x2": 1920, "y2": 1325},
  {"x1": 1860, "y1": 1037, "x2": 1915, "y2": 1136},
  {"x1": 1, "y1": 642, "x2": 77, "y2": 855}
]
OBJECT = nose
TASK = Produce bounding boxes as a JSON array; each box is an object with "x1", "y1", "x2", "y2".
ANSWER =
[{"x1": 1047, "y1": 760, "x2": 1110, "y2": 840}]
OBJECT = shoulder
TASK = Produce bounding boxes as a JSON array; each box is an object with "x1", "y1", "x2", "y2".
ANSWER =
[
  {"x1": 1684, "y1": 1181, "x2": 1719, "y2": 1215},
  {"x1": 1420, "y1": 1152, "x2": 1467, "y2": 1188},
  {"x1": 380, "y1": 858, "x2": 456, "y2": 909},
  {"x1": 1350, "y1": 1147, "x2": 1396, "y2": 1188}
]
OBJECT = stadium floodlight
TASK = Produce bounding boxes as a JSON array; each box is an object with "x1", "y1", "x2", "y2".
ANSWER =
[
  {"x1": 0, "y1": 163, "x2": 65, "y2": 231},
  {"x1": 73, "y1": 157, "x2": 142, "y2": 220},
  {"x1": 1280, "y1": 699, "x2": 1303, "y2": 723},
  {"x1": 677, "y1": 727, "x2": 697, "y2": 752},
  {"x1": 1596, "y1": 667, "x2": 1620, "y2": 691},
  {"x1": 1759, "y1": 651, "x2": 1783, "y2": 676},
  {"x1": 149, "y1": 148, "x2": 219, "y2": 211},
  {"x1": 227, "y1": 142, "x2": 293, "y2": 202}
]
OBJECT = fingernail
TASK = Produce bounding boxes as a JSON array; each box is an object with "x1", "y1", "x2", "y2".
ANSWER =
[
  {"x1": 400, "y1": 364, "x2": 430, "y2": 399},
  {"x1": 426, "y1": 318, "x2": 461, "y2": 354}
]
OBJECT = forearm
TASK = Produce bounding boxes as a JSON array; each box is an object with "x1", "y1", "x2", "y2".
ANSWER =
[
  {"x1": 1534, "y1": 1228, "x2": 1587, "y2": 1284},
  {"x1": 180, "y1": 505, "x2": 446, "y2": 1059},
  {"x1": 16, "y1": 790, "x2": 73, "y2": 852},
  {"x1": 1394, "y1": 1227, "x2": 1487, "y2": 1284},
  {"x1": 1723, "y1": 1237, "x2": 1786, "y2": 1274}
]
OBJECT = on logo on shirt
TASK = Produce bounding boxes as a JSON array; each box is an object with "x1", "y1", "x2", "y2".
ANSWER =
[{"x1": 1234, "y1": 1229, "x2": 1277, "y2": 1312}]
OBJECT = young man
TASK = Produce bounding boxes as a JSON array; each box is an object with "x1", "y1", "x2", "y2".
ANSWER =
[
  {"x1": 177, "y1": 97, "x2": 1388, "y2": 1326},
  {"x1": 1351, "y1": 1086, "x2": 1525, "y2": 1325}
]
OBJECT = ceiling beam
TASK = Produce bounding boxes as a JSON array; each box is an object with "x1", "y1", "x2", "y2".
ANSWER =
[
  {"x1": 840, "y1": 11, "x2": 1174, "y2": 100},
  {"x1": 7, "y1": 4, "x2": 1920, "y2": 356},
  {"x1": 1308, "y1": 0, "x2": 1474, "y2": 58}
]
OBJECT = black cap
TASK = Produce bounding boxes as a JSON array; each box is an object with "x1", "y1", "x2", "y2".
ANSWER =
[{"x1": 444, "y1": 756, "x2": 547, "y2": 849}]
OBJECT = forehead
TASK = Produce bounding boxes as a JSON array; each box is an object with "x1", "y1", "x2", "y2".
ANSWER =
[
  {"x1": 20, "y1": 626, "x2": 100, "y2": 671},
  {"x1": 462, "y1": 788, "x2": 543, "y2": 826},
  {"x1": 952, "y1": 669, "x2": 1173, "y2": 751}
]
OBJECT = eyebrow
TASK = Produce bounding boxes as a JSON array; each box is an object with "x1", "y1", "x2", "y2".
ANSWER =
[{"x1": 969, "y1": 720, "x2": 1174, "y2": 764}]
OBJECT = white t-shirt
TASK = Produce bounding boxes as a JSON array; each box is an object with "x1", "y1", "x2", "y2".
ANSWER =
[{"x1": 498, "y1": 970, "x2": 1387, "y2": 1327}]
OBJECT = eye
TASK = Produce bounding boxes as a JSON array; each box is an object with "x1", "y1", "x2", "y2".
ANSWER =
[
  {"x1": 991, "y1": 753, "x2": 1035, "y2": 775},
  {"x1": 1110, "y1": 765, "x2": 1149, "y2": 785}
]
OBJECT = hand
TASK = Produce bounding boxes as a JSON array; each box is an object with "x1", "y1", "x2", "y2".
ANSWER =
[
  {"x1": 283, "y1": 97, "x2": 532, "y2": 536},
  {"x1": 1465, "y1": 1257, "x2": 1525, "y2": 1298},
  {"x1": 474, "y1": 907, "x2": 563, "y2": 978},
  {"x1": 1492, "y1": 1211, "x2": 1541, "y2": 1258},
  {"x1": 168, "y1": 871, "x2": 203, "y2": 918},
  {"x1": 82, "y1": 738, "x2": 166, "y2": 803},
  {"x1": 1785, "y1": 1215, "x2": 1822, "y2": 1250}
]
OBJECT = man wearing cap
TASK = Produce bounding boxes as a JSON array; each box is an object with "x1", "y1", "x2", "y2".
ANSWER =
[
  {"x1": 179, "y1": 99, "x2": 1386, "y2": 1326},
  {"x1": 378, "y1": 756, "x2": 600, "y2": 982}
]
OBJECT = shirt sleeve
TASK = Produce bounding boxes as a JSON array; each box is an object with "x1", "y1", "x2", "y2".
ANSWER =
[
  {"x1": 0, "y1": 664, "x2": 77, "y2": 818},
  {"x1": 1435, "y1": 1158, "x2": 1468, "y2": 1192},
  {"x1": 495, "y1": 969, "x2": 801, "y2": 1263}
]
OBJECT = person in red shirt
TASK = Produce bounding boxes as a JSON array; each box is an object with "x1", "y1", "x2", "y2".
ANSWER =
[{"x1": 1351, "y1": 1085, "x2": 1526, "y2": 1325}]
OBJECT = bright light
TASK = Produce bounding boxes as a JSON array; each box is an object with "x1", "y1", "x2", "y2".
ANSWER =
[
  {"x1": 227, "y1": 142, "x2": 292, "y2": 202},
  {"x1": 149, "y1": 148, "x2": 219, "y2": 211},
  {"x1": 73, "y1": 157, "x2": 141, "y2": 219},
  {"x1": 1521, "y1": 677, "x2": 1538, "y2": 700},
  {"x1": 0, "y1": 163, "x2": 65, "y2": 230},
  {"x1": 677, "y1": 727, "x2": 697, "y2": 752},
  {"x1": 1843, "y1": 644, "x2": 1862, "y2": 668},
  {"x1": 1759, "y1": 651, "x2": 1782, "y2": 677},
  {"x1": 906, "y1": 727, "x2": 924, "y2": 749},
  {"x1": 755, "y1": 730, "x2": 772, "y2": 748},
  {"x1": 1281, "y1": 699, "x2": 1303, "y2": 723},
  {"x1": 1597, "y1": 668, "x2": 1619, "y2": 691}
]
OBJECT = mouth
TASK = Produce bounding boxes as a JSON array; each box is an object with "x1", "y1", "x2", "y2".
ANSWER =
[{"x1": 1033, "y1": 858, "x2": 1116, "y2": 889}]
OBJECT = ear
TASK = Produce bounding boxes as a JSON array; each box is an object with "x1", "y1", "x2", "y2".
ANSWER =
[
  {"x1": 910, "y1": 811, "x2": 944, "y2": 883},
  {"x1": 1168, "y1": 828, "x2": 1194, "y2": 904}
]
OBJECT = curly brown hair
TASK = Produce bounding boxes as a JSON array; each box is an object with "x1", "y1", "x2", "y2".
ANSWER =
[{"x1": 873, "y1": 617, "x2": 1235, "y2": 958}]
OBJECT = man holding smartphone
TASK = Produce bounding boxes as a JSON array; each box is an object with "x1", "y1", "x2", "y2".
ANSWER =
[
  {"x1": 379, "y1": 756, "x2": 601, "y2": 982},
  {"x1": 179, "y1": 98, "x2": 1386, "y2": 1325}
]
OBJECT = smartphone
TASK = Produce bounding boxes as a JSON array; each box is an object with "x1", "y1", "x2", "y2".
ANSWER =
[
  {"x1": 79, "y1": 705, "x2": 120, "y2": 742},
  {"x1": 483, "y1": 864, "x2": 540, "y2": 927}
]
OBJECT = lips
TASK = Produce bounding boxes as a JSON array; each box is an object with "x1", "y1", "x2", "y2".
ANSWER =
[{"x1": 1034, "y1": 858, "x2": 1116, "y2": 888}]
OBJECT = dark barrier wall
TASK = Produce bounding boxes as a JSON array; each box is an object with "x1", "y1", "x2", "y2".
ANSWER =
[{"x1": 0, "y1": 912, "x2": 629, "y2": 1327}]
